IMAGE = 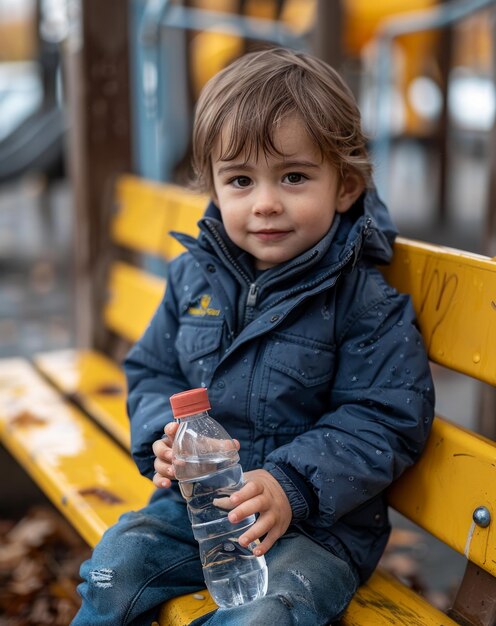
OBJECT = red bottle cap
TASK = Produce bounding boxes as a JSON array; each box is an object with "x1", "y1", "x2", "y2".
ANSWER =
[{"x1": 170, "y1": 388, "x2": 211, "y2": 419}]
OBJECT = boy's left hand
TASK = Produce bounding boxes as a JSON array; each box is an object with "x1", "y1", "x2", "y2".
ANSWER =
[{"x1": 227, "y1": 469, "x2": 292, "y2": 556}]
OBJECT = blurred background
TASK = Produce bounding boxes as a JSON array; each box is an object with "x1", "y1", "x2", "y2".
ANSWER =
[{"x1": 0, "y1": 0, "x2": 495, "y2": 623}]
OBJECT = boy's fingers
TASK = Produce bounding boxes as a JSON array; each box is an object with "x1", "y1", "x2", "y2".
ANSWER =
[
  {"x1": 152, "y1": 439, "x2": 166, "y2": 456},
  {"x1": 164, "y1": 421, "x2": 179, "y2": 437},
  {"x1": 228, "y1": 494, "x2": 266, "y2": 524},
  {"x1": 238, "y1": 516, "x2": 276, "y2": 553},
  {"x1": 253, "y1": 529, "x2": 279, "y2": 556},
  {"x1": 152, "y1": 441, "x2": 174, "y2": 462},
  {"x1": 153, "y1": 472, "x2": 171, "y2": 489},
  {"x1": 213, "y1": 496, "x2": 235, "y2": 510},
  {"x1": 154, "y1": 457, "x2": 175, "y2": 477},
  {"x1": 230, "y1": 480, "x2": 263, "y2": 506}
]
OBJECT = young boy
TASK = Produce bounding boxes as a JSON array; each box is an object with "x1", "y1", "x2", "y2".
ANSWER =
[{"x1": 73, "y1": 48, "x2": 434, "y2": 625}]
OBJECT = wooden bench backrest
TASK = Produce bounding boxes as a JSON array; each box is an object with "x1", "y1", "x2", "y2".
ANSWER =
[
  {"x1": 104, "y1": 176, "x2": 207, "y2": 342},
  {"x1": 382, "y1": 239, "x2": 496, "y2": 385},
  {"x1": 106, "y1": 174, "x2": 496, "y2": 578},
  {"x1": 112, "y1": 175, "x2": 206, "y2": 258}
]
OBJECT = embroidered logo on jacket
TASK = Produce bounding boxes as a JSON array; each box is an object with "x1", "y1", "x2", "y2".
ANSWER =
[{"x1": 187, "y1": 295, "x2": 221, "y2": 317}]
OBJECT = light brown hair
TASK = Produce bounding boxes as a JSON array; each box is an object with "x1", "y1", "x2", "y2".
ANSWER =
[{"x1": 192, "y1": 47, "x2": 372, "y2": 194}]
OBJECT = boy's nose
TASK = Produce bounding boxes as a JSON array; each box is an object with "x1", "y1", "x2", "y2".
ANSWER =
[{"x1": 252, "y1": 187, "x2": 283, "y2": 216}]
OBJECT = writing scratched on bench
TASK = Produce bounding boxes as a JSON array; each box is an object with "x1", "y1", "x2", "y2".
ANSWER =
[{"x1": 419, "y1": 262, "x2": 458, "y2": 350}]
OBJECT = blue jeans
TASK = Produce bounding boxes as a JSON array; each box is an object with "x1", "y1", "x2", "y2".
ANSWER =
[{"x1": 72, "y1": 492, "x2": 359, "y2": 626}]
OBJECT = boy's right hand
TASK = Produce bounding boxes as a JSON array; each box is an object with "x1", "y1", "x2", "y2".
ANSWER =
[{"x1": 152, "y1": 421, "x2": 179, "y2": 489}]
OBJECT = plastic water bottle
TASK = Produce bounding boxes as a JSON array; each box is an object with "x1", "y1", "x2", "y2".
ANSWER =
[{"x1": 170, "y1": 387, "x2": 268, "y2": 608}]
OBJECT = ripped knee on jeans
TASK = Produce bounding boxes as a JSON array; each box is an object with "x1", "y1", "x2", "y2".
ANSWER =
[
  {"x1": 278, "y1": 593, "x2": 294, "y2": 609},
  {"x1": 90, "y1": 568, "x2": 114, "y2": 589}
]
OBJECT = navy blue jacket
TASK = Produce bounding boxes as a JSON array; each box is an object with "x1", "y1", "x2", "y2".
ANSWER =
[{"x1": 124, "y1": 189, "x2": 435, "y2": 583}]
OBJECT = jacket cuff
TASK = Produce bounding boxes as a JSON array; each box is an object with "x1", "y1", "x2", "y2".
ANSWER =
[
  {"x1": 264, "y1": 462, "x2": 317, "y2": 521},
  {"x1": 134, "y1": 453, "x2": 156, "y2": 481}
]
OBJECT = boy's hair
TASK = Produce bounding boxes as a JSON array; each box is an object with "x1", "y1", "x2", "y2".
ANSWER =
[{"x1": 192, "y1": 47, "x2": 372, "y2": 194}]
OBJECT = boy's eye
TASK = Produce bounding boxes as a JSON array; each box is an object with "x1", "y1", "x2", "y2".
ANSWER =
[
  {"x1": 284, "y1": 172, "x2": 306, "y2": 184},
  {"x1": 230, "y1": 176, "x2": 252, "y2": 188}
]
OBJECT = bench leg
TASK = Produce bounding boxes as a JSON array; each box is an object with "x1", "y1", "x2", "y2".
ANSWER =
[{"x1": 448, "y1": 561, "x2": 496, "y2": 626}]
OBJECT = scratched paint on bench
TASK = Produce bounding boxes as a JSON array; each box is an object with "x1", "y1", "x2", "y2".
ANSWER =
[
  {"x1": 34, "y1": 349, "x2": 130, "y2": 449},
  {"x1": 341, "y1": 569, "x2": 457, "y2": 625},
  {"x1": 383, "y1": 237, "x2": 496, "y2": 385},
  {"x1": 0, "y1": 358, "x2": 153, "y2": 547}
]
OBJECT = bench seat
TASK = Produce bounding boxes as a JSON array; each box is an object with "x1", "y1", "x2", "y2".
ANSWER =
[
  {"x1": 34, "y1": 348, "x2": 130, "y2": 449},
  {"x1": 158, "y1": 568, "x2": 458, "y2": 625},
  {"x1": 0, "y1": 358, "x2": 153, "y2": 547},
  {"x1": 32, "y1": 256, "x2": 169, "y2": 447}
]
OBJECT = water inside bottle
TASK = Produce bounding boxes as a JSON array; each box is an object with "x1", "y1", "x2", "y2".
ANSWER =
[
  {"x1": 204, "y1": 547, "x2": 268, "y2": 608},
  {"x1": 177, "y1": 460, "x2": 268, "y2": 607},
  {"x1": 174, "y1": 449, "x2": 239, "y2": 481}
]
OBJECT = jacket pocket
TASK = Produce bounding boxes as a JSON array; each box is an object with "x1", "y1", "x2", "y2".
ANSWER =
[
  {"x1": 257, "y1": 333, "x2": 335, "y2": 434},
  {"x1": 264, "y1": 337, "x2": 335, "y2": 386},
  {"x1": 175, "y1": 319, "x2": 223, "y2": 388}
]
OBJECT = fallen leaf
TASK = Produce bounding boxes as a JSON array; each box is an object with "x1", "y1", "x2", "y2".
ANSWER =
[
  {"x1": 8, "y1": 515, "x2": 56, "y2": 547},
  {"x1": 0, "y1": 543, "x2": 28, "y2": 571}
]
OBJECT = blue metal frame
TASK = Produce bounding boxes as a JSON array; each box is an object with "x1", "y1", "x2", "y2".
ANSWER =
[
  {"x1": 130, "y1": 0, "x2": 309, "y2": 181},
  {"x1": 371, "y1": 0, "x2": 496, "y2": 200}
]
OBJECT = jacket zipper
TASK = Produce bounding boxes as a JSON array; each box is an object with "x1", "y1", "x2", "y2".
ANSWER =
[
  {"x1": 247, "y1": 283, "x2": 258, "y2": 307},
  {"x1": 203, "y1": 221, "x2": 259, "y2": 328},
  {"x1": 203, "y1": 217, "x2": 370, "y2": 315},
  {"x1": 203, "y1": 221, "x2": 252, "y2": 286}
]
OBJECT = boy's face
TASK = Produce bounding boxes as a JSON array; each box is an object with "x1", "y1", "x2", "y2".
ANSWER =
[{"x1": 211, "y1": 116, "x2": 363, "y2": 270}]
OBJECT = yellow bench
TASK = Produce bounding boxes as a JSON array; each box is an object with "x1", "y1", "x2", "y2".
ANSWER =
[{"x1": 1, "y1": 174, "x2": 495, "y2": 625}]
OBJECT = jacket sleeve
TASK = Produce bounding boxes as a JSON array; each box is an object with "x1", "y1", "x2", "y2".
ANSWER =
[
  {"x1": 124, "y1": 266, "x2": 190, "y2": 479},
  {"x1": 264, "y1": 273, "x2": 435, "y2": 527}
]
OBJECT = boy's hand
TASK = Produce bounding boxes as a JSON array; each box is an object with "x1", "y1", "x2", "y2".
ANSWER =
[
  {"x1": 152, "y1": 423, "x2": 241, "y2": 489},
  {"x1": 152, "y1": 421, "x2": 179, "y2": 488},
  {"x1": 227, "y1": 469, "x2": 292, "y2": 557}
]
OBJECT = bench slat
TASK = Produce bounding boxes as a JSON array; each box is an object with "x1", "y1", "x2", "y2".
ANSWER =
[
  {"x1": 388, "y1": 416, "x2": 496, "y2": 577},
  {"x1": 0, "y1": 359, "x2": 152, "y2": 547},
  {"x1": 104, "y1": 262, "x2": 165, "y2": 344},
  {"x1": 113, "y1": 175, "x2": 176, "y2": 256},
  {"x1": 113, "y1": 175, "x2": 205, "y2": 259},
  {"x1": 340, "y1": 569, "x2": 457, "y2": 625},
  {"x1": 160, "y1": 591, "x2": 217, "y2": 625},
  {"x1": 34, "y1": 349, "x2": 130, "y2": 449},
  {"x1": 157, "y1": 567, "x2": 458, "y2": 626},
  {"x1": 383, "y1": 237, "x2": 496, "y2": 385}
]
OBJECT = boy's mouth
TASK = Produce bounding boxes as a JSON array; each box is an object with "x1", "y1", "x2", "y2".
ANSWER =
[{"x1": 252, "y1": 229, "x2": 291, "y2": 241}]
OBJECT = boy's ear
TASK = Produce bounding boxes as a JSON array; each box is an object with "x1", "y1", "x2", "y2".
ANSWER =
[{"x1": 336, "y1": 172, "x2": 364, "y2": 214}]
